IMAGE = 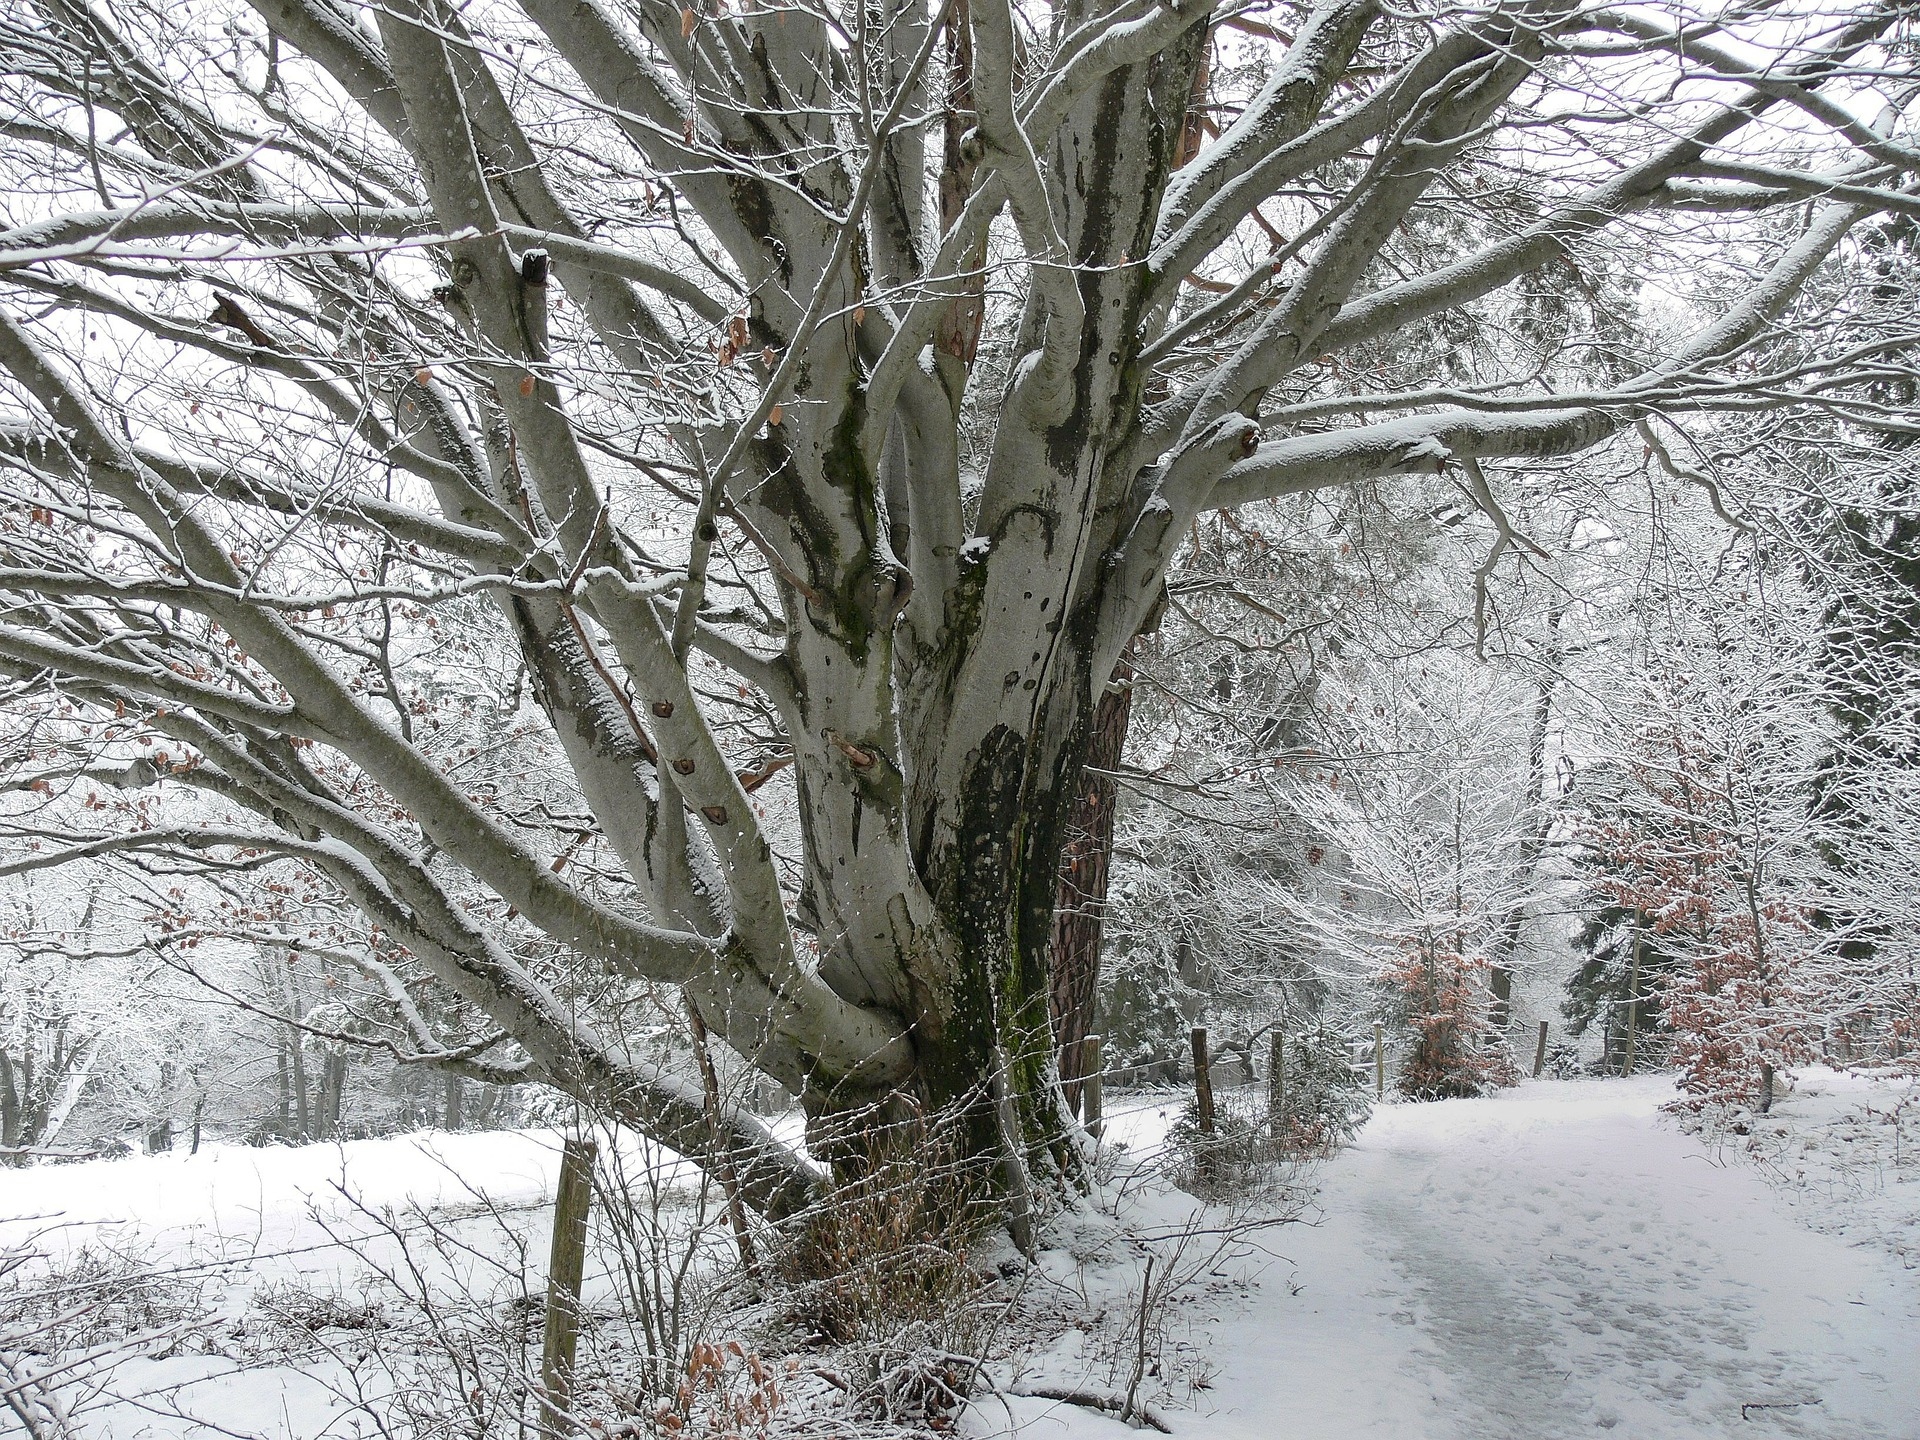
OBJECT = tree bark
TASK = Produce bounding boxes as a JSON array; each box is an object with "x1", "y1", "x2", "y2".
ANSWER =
[
  {"x1": 1049, "y1": 650, "x2": 1136, "y2": 1117},
  {"x1": 1268, "y1": 1028, "x2": 1286, "y2": 1137},
  {"x1": 0, "y1": 1052, "x2": 18, "y2": 1151},
  {"x1": 1490, "y1": 602, "x2": 1565, "y2": 1028}
]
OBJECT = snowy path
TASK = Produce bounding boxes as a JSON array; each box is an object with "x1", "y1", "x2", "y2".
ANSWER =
[{"x1": 1170, "y1": 1076, "x2": 1920, "y2": 1440}]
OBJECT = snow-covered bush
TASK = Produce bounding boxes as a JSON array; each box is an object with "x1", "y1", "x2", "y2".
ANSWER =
[
  {"x1": 1166, "y1": 1088, "x2": 1328, "y2": 1202},
  {"x1": 1, "y1": 1234, "x2": 208, "y2": 1434},
  {"x1": 1382, "y1": 937, "x2": 1518, "y2": 1100},
  {"x1": 1269, "y1": 1024, "x2": 1372, "y2": 1153}
]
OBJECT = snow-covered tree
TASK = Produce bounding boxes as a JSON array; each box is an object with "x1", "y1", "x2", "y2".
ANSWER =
[{"x1": 0, "y1": 0, "x2": 1915, "y2": 1220}]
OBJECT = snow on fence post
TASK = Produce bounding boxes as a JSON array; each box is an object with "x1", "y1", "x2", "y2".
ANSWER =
[
  {"x1": 1190, "y1": 1027, "x2": 1216, "y2": 1138},
  {"x1": 1533, "y1": 1021, "x2": 1549, "y2": 1079},
  {"x1": 1268, "y1": 1028, "x2": 1286, "y2": 1139},
  {"x1": 1374, "y1": 1022, "x2": 1385, "y2": 1100},
  {"x1": 541, "y1": 1136, "x2": 597, "y2": 1439}
]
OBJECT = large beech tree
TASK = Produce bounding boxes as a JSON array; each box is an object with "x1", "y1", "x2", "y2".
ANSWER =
[{"x1": 0, "y1": 0, "x2": 1914, "y2": 1215}]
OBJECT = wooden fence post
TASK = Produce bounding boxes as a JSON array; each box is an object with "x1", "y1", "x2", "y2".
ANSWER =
[
  {"x1": 541, "y1": 1137, "x2": 597, "y2": 1439},
  {"x1": 1532, "y1": 1020, "x2": 1549, "y2": 1079},
  {"x1": 1190, "y1": 1027, "x2": 1216, "y2": 1137},
  {"x1": 1191, "y1": 1026, "x2": 1218, "y2": 1183},
  {"x1": 1373, "y1": 1022, "x2": 1385, "y2": 1100},
  {"x1": 1268, "y1": 1028, "x2": 1286, "y2": 1139}
]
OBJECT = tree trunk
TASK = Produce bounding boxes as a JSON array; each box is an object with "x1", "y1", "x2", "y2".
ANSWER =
[
  {"x1": 686, "y1": 1002, "x2": 758, "y2": 1276},
  {"x1": 288, "y1": 1034, "x2": 311, "y2": 1141},
  {"x1": 1623, "y1": 912, "x2": 1644, "y2": 1077},
  {"x1": 1490, "y1": 601, "x2": 1567, "y2": 1028},
  {"x1": 318, "y1": 1052, "x2": 346, "y2": 1139},
  {"x1": 1049, "y1": 650, "x2": 1136, "y2": 1118},
  {"x1": 1268, "y1": 1028, "x2": 1286, "y2": 1137},
  {"x1": 0, "y1": 1052, "x2": 17, "y2": 1151}
]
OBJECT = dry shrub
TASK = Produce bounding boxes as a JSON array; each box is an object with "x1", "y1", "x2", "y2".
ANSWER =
[
  {"x1": 772, "y1": 1114, "x2": 998, "y2": 1426},
  {"x1": 252, "y1": 1277, "x2": 389, "y2": 1338},
  {"x1": 2, "y1": 1243, "x2": 202, "y2": 1353},
  {"x1": 775, "y1": 1118, "x2": 990, "y2": 1349},
  {"x1": 648, "y1": 1339, "x2": 785, "y2": 1439}
]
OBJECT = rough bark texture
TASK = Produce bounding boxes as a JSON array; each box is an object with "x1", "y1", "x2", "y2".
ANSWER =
[{"x1": 1050, "y1": 651, "x2": 1137, "y2": 1116}]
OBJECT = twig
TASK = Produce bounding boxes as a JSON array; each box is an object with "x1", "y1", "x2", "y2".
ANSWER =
[
  {"x1": 1121, "y1": 1253, "x2": 1154, "y2": 1427},
  {"x1": 1015, "y1": 1384, "x2": 1173, "y2": 1433}
]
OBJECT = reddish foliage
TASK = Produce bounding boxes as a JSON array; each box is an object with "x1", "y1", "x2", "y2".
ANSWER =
[
  {"x1": 1382, "y1": 936, "x2": 1516, "y2": 1100},
  {"x1": 1590, "y1": 724, "x2": 1815, "y2": 1111}
]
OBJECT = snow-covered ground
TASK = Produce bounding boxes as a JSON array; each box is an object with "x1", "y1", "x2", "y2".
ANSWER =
[
  {"x1": 1727, "y1": 1068, "x2": 1920, "y2": 1273},
  {"x1": 0, "y1": 1130, "x2": 574, "y2": 1436},
  {"x1": 5, "y1": 1071, "x2": 1917, "y2": 1439},
  {"x1": 0, "y1": 1127, "x2": 741, "y2": 1436},
  {"x1": 995, "y1": 1070, "x2": 1920, "y2": 1440}
]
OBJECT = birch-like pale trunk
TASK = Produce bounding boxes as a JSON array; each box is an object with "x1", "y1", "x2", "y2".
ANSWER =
[{"x1": 0, "y1": 0, "x2": 1910, "y2": 1216}]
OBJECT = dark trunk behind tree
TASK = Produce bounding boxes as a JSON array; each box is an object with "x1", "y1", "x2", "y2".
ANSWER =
[
  {"x1": 0, "y1": 1051, "x2": 18, "y2": 1151},
  {"x1": 284, "y1": 975, "x2": 313, "y2": 1139},
  {"x1": 1048, "y1": 650, "x2": 1136, "y2": 1118},
  {"x1": 274, "y1": 1040, "x2": 291, "y2": 1135},
  {"x1": 317, "y1": 1051, "x2": 346, "y2": 1139}
]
